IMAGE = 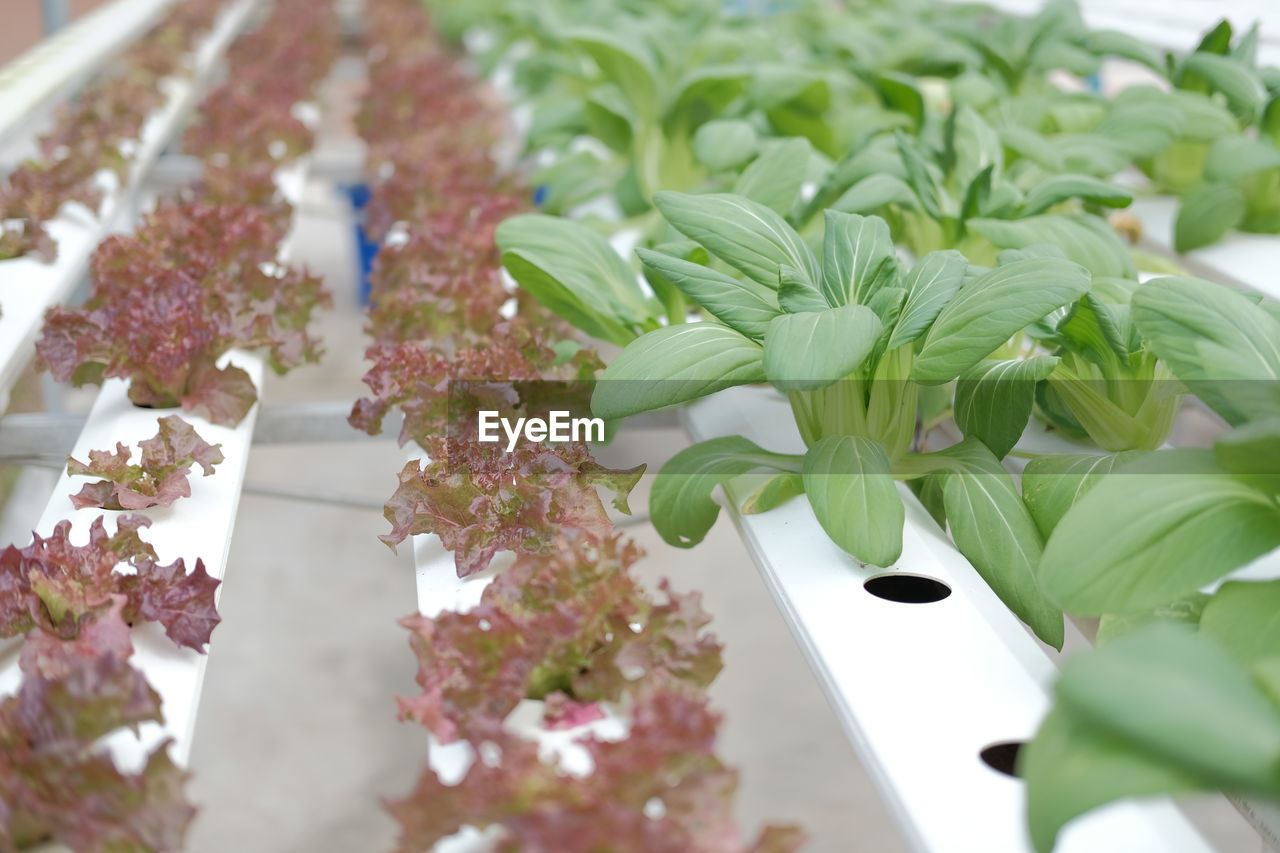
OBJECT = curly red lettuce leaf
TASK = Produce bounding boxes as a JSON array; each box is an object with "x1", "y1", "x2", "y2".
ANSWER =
[
  {"x1": 36, "y1": 202, "x2": 330, "y2": 426},
  {"x1": 397, "y1": 534, "x2": 722, "y2": 743},
  {"x1": 385, "y1": 681, "x2": 805, "y2": 853},
  {"x1": 184, "y1": 0, "x2": 337, "y2": 171},
  {"x1": 350, "y1": 321, "x2": 602, "y2": 450},
  {"x1": 0, "y1": 516, "x2": 220, "y2": 651},
  {"x1": 379, "y1": 440, "x2": 643, "y2": 576},
  {"x1": 0, "y1": 158, "x2": 100, "y2": 261},
  {"x1": 0, "y1": 603, "x2": 194, "y2": 852},
  {"x1": 363, "y1": 226, "x2": 512, "y2": 346},
  {"x1": 68, "y1": 415, "x2": 224, "y2": 511}
]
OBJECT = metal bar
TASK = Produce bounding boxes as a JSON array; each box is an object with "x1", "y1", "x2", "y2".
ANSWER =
[
  {"x1": 0, "y1": 405, "x2": 682, "y2": 461},
  {"x1": 0, "y1": 403, "x2": 395, "y2": 459},
  {"x1": 39, "y1": 0, "x2": 72, "y2": 34},
  {"x1": 142, "y1": 148, "x2": 368, "y2": 193}
]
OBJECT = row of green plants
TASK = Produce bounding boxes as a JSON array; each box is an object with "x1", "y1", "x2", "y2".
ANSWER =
[
  {"x1": 348, "y1": 1, "x2": 804, "y2": 848},
  {"x1": 417, "y1": 0, "x2": 1280, "y2": 849},
  {"x1": 0, "y1": 0, "x2": 338, "y2": 848}
]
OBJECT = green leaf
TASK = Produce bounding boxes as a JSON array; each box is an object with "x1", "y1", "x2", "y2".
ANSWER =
[
  {"x1": 895, "y1": 132, "x2": 946, "y2": 221},
  {"x1": 1201, "y1": 580, "x2": 1280, "y2": 663},
  {"x1": 692, "y1": 119, "x2": 758, "y2": 171},
  {"x1": 498, "y1": 215, "x2": 656, "y2": 346},
  {"x1": 959, "y1": 163, "x2": 993, "y2": 224},
  {"x1": 1056, "y1": 625, "x2": 1280, "y2": 794},
  {"x1": 1021, "y1": 175, "x2": 1133, "y2": 217},
  {"x1": 653, "y1": 191, "x2": 821, "y2": 289},
  {"x1": 1168, "y1": 88, "x2": 1240, "y2": 141},
  {"x1": 651, "y1": 436, "x2": 801, "y2": 547},
  {"x1": 951, "y1": 106, "x2": 1004, "y2": 190},
  {"x1": 999, "y1": 125, "x2": 1065, "y2": 172},
  {"x1": 884, "y1": 250, "x2": 969, "y2": 351},
  {"x1": 912, "y1": 257, "x2": 1091, "y2": 384},
  {"x1": 1093, "y1": 99, "x2": 1184, "y2": 159},
  {"x1": 933, "y1": 440, "x2": 1064, "y2": 648},
  {"x1": 584, "y1": 84, "x2": 635, "y2": 151},
  {"x1": 1039, "y1": 450, "x2": 1280, "y2": 614},
  {"x1": 740, "y1": 472, "x2": 804, "y2": 514},
  {"x1": 1204, "y1": 136, "x2": 1280, "y2": 184},
  {"x1": 751, "y1": 65, "x2": 830, "y2": 112},
  {"x1": 1022, "y1": 704, "x2": 1208, "y2": 853},
  {"x1": 1174, "y1": 182, "x2": 1246, "y2": 252},
  {"x1": 592, "y1": 324, "x2": 766, "y2": 419},
  {"x1": 778, "y1": 264, "x2": 829, "y2": 313},
  {"x1": 802, "y1": 436, "x2": 904, "y2": 567},
  {"x1": 665, "y1": 65, "x2": 750, "y2": 131},
  {"x1": 1085, "y1": 29, "x2": 1165, "y2": 71},
  {"x1": 831, "y1": 174, "x2": 918, "y2": 215},
  {"x1": 1095, "y1": 593, "x2": 1210, "y2": 646},
  {"x1": 819, "y1": 211, "x2": 898, "y2": 307},
  {"x1": 1132, "y1": 276, "x2": 1280, "y2": 425},
  {"x1": 1263, "y1": 96, "x2": 1280, "y2": 147},
  {"x1": 636, "y1": 248, "x2": 780, "y2": 341},
  {"x1": 1022, "y1": 451, "x2": 1145, "y2": 539},
  {"x1": 1056, "y1": 291, "x2": 1135, "y2": 363},
  {"x1": 967, "y1": 214, "x2": 1136, "y2": 278},
  {"x1": 1214, "y1": 416, "x2": 1280, "y2": 491},
  {"x1": 1180, "y1": 52, "x2": 1266, "y2": 122},
  {"x1": 867, "y1": 71, "x2": 924, "y2": 126},
  {"x1": 1256, "y1": 657, "x2": 1280, "y2": 712},
  {"x1": 763, "y1": 304, "x2": 882, "y2": 392},
  {"x1": 954, "y1": 356, "x2": 1059, "y2": 459},
  {"x1": 530, "y1": 150, "x2": 613, "y2": 214},
  {"x1": 567, "y1": 28, "x2": 660, "y2": 118},
  {"x1": 733, "y1": 138, "x2": 812, "y2": 215},
  {"x1": 1194, "y1": 19, "x2": 1234, "y2": 56},
  {"x1": 909, "y1": 473, "x2": 948, "y2": 529}
]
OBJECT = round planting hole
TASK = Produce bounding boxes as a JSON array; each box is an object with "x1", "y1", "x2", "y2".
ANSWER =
[
  {"x1": 863, "y1": 573, "x2": 952, "y2": 604},
  {"x1": 979, "y1": 741, "x2": 1024, "y2": 778}
]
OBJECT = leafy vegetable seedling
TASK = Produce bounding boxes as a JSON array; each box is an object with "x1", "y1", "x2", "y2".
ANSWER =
[
  {"x1": 587, "y1": 191, "x2": 1094, "y2": 647},
  {"x1": 68, "y1": 415, "x2": 224, "y2": 511}
]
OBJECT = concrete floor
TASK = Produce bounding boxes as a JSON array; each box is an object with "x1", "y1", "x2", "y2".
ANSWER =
[{"x1": 180, "y1": 178, "x2": 901, "y2": 853}]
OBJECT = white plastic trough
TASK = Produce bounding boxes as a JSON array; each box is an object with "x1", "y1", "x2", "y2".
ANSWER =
[
  {"x1": 0, "y1": 0, "x2": 260, "y2": 411},
  {"x1": 680, "y1": 385, "x2": 1230, "y2": 853},
  {"x1": 0, "y1": 351, "x2": 264, "y2": 770}
]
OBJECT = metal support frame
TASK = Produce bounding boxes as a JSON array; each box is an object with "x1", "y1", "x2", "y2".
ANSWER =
[{"x1": 40, "y1": 0, "x2": 72, "y2": 34}]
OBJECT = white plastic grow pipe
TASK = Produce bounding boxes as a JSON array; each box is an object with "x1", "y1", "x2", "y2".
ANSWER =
[
  {"x1": 0, "y1": 352, "x2": 264, "y2": 772},
  {"x1": 0, "y1": 153, "x2": 311, "y2": 785},
  {"x1": 0, "y1": 0, "x2": 260, "y2": 412},
  {"x1": 0, "y1": 0, "x2": 175, "y2": 146}
]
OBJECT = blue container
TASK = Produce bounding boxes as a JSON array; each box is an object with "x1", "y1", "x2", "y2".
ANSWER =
[{"x1": 340, "y1": 183, "x2": 379, "y2": 306}]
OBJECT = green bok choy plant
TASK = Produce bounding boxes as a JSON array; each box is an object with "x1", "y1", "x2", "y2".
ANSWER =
[
  {"x1": 1017, "y1": 275, "x2": 1280, "y2": 849},
  {"x1": 568, "y1": 191, "x2": 1097, "y2": 647}
]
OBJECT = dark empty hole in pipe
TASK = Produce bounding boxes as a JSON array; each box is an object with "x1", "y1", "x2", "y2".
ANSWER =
[
  {"x1": 979, "y1": 741, "x2": 1024, "y2": 778},
  {"x1": 863, "y1": 573, "x2": 952, "y2": 604}
]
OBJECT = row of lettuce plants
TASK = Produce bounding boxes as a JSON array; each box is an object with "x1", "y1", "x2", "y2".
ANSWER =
[
  {"x1": 349, "y1": 1, "x2": 805, "y2": 849},
  {"x1": 413, "y1": 0, "x2": 1280, "y2": 850},
  {"x1": 0, "y1": 0, "x2": 338, "y2": 848},
  {"x1": 0, "y1": 0, "x2": 227, "y2": 263}
]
